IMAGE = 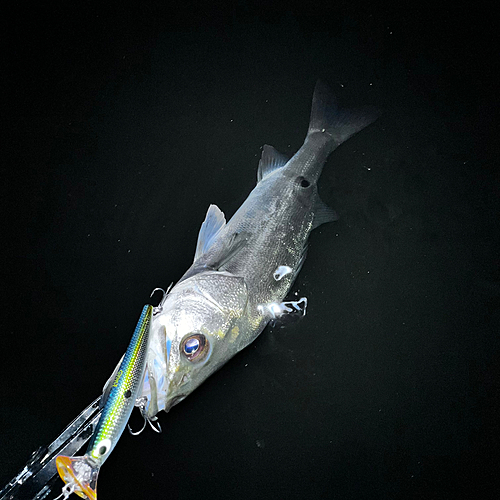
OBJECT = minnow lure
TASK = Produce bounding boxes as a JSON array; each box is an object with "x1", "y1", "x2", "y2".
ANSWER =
[{"x1": 55, "y1": 304, "x2": 153, "y2": 500}]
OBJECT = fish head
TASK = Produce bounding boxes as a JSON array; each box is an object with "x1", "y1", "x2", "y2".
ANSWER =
[{"x1": 143, "y1": 271, "x2": 248, "y2": 417}]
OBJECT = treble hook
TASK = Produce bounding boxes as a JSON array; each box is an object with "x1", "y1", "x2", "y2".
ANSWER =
[
  {"x1": 53, "y1": 483, "x2": 75, "y2": 500},
  {"x1": 128, "y1": 416, "x2": 147, "y2": 436},
  {"x1": 150, "y1": 283, "x2": 173, "y2": 314},
  {"x1": 147, "y1": 416, "x2": 162, "y2": 433},
  {"x1": 128, "y1": 398, "x2": 163, "y2": 435},
  {"x1": 128, "y1": 413, "x2": 162, "y2": 435},
  {"x1": 150, "y1": 287, "x2": 166, "y2": 300}
]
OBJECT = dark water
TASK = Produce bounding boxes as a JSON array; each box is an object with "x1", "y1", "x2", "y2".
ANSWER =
[{"x1": 2, "y1": 4, "x2": 498, "y2": 499}]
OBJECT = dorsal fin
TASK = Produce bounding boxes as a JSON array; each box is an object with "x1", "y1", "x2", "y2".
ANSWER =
[
  {"x1": 257, "y1": 145, "x2": 290, "y2": 182},
  {"x1": 194, "y1": 204, "x2": 226, "y2": 262}
]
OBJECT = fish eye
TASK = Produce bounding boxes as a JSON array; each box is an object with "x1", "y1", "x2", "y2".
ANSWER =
[
  {"x1": 181, "y1": 333, "x2": 208, "y2": 362},
  {"x1": 184, "y1": 337, "x2": 199, "y2": 354}
]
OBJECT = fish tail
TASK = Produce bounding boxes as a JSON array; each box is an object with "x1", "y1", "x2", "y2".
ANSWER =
[
  {"x1": 307, "y1": 80, "x2": 380, "y2": 151},
  {"x1": 56, "y1": 455, "x2": 99, "y2": 500}
]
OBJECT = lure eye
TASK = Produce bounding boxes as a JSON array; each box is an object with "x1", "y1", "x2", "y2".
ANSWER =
[
  {"x1": 94, "y1": 438, "x2": 112, "y2": 459},
  {"x1": 181, "y1": 334, "x2": 208, "y2": 362}
]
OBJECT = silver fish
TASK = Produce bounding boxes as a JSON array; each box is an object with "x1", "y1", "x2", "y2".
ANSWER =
[{"x1": 141, "y1": 81, "x2": 378, "y2": 418}]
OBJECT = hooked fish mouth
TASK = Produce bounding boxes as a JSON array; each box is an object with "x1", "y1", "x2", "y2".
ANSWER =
[
  {"x1": 141, "y1": 325, "x2": 194, "y2": 417},
  {"x1": 142, "y1": 373, "x2": 177, "y2": 418},
  {"x1": 140, "y1": 313, "x2": 174, "y2": 419}
]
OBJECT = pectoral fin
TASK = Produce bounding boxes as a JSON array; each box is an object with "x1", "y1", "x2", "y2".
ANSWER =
[{"x1": 213, "y1": 231, "x2": 250, "y2": 270}]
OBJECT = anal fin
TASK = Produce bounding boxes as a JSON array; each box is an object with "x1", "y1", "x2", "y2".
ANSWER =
[{"x1": 312, "y1": 195, "x2": 338, "y2": 230}]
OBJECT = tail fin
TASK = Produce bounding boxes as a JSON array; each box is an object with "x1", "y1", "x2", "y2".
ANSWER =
[
  {"x1": 308, "y1": 80, "x2": 380, "y2": 147},
  {"x1": 56, "y1": 455, "x2": 99, "y2": 500}
]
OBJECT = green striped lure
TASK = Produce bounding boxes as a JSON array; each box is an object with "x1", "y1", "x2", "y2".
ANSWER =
[{"x1": 55, "y1": 304, "x2": 153, "y2": 500}]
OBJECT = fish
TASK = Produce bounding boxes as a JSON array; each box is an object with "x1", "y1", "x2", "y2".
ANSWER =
[
  {"x1": 55, "y1": 305, "x2": 153, "y2": 500},
  {"x1": 139, "y1": 81, "x2": 379, "y2": 420}
]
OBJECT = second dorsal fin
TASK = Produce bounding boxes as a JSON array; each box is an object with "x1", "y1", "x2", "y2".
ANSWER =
[{"x1": 257, "y1": 145, "x2": 289, "y2": 183}]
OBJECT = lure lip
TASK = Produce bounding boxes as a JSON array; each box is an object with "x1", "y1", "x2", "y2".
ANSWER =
[{"x1": 56, "y1": 455, "x2": 98, "y2": 500}]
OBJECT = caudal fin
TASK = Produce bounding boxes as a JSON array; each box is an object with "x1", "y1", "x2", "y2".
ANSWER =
[
  {"x1": 308, "y1": 80, "x2": 380, "y2": 147},
  {"x1": 56, "y1": 455, "x2": 99, "y2": 500}
]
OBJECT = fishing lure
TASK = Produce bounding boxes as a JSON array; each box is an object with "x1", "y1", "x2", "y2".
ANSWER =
[{"x1": 55, "y1": 304, "x2": 153, "y2": 500}]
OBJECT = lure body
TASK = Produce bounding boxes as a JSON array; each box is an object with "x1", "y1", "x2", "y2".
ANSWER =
[{"x1": 56, "y1": 304, "x2": 153, "y2": 500}]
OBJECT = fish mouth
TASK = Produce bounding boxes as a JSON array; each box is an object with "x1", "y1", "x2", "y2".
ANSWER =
[
  {"x1": 141, "y1": 365, "x2": 186, "y2": 417},
  {"x1": 140, "y1": 320, "x2": 172, "y2": 418}
]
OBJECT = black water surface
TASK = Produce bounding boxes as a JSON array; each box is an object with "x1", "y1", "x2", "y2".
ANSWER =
[{"x1": 2, "y1": 4, "x2": 498, "y2": 499}]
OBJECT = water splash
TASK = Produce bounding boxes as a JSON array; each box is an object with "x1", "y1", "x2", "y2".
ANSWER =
[{"x1": 258, "y1": 297, "x2": 307, "y2": 319}]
